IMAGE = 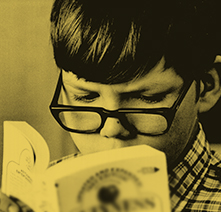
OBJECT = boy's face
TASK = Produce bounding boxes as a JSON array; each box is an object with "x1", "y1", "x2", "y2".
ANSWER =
[{"x1": 60, "y1": 57, "x2": 199, "y2": 165}]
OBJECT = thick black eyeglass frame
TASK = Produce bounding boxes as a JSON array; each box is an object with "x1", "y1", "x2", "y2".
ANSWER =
[{"x1": 50, "y1": 72, "x2": 194, "y2": 136}]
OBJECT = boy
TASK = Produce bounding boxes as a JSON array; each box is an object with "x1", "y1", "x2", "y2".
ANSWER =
[{"x1": 1, "y1": 0, "x2": 221, "y2": 211}]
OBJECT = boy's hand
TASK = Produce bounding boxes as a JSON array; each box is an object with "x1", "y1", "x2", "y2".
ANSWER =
[
  {"x1": 0, "y1": 190, "x2": 33, "y2": 212},
  {"x1": 0, "y1": 190, "x2": 19, "y2": 212}
]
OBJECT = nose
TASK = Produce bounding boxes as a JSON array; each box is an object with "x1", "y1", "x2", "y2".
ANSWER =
[{"x1": 100, "y1": 117, "x2": 132, "y2": 139}]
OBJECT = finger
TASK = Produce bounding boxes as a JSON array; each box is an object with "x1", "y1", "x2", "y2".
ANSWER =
[
  {"x1": 8, "y1": 205, "x2": 20, "y2": 212},
  {"x1": 9, "y1": 197, "x2": 33, "y2": 212},
  {"x1": 0, "y1": 192, "x2": 20, "y2": 212}
]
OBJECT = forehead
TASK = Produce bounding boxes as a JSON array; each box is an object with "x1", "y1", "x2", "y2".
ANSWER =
[{"x1": 62, "y1": 58, "x2": 184, "y2": 92}]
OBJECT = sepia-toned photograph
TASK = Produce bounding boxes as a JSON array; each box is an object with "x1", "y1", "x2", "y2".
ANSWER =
[{"x1": 0, "y1": 0, "x2": 221, "y2": 211}]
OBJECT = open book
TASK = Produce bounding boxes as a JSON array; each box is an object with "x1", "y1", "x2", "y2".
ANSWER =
[{"x1": 1, "y1": 121, "x2": 171, "y2": 212}]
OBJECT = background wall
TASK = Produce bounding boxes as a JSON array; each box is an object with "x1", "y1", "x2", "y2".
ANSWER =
[
  {"x1": 0, "y1": 1, "x2": 221, "y2": 179},
  {"x1": 0, "y1": 0, "x2": 77, "y2": 178}
]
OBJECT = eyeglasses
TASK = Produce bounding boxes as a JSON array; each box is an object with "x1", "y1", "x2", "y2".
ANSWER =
[{"x1": 50, "y1": 73, "x2": 193, "y2": 136}]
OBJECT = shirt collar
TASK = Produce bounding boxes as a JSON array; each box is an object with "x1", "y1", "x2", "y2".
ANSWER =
[{"x1": 168, "y1": 123, "x2": 211, "y2": 210}]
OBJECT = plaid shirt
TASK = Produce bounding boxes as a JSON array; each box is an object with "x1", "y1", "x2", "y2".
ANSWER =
[
  {"x1": 169, "y1": 124, "x2": 221, "y2": 212},
  {"x1": 50, "y1": 124, "x2": 221, "y2": 212}
]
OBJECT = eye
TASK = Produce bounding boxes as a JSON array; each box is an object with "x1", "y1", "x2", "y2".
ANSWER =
[
  {"x1": 73, "y1": 92, "x2": 100, "y2": 103},
  {"x1": 139, "y1": 94, "x2": 166, "y2": 104},
  {"x1": 122, "y1": 92, "x2": 166, "y2": 104}
]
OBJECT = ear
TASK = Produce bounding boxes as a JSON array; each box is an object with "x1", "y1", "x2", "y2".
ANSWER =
[{"x1": 198, "y1": 55, "x2": 221, "y2": 113}]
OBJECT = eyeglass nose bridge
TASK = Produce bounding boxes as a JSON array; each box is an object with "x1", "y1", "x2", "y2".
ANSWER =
[
  {"x1": 100, "y1": 109, "x2": 135, "y2": 129},
  {"x1": 102, "y1": 109, "x2": 124, "y2": 119}
]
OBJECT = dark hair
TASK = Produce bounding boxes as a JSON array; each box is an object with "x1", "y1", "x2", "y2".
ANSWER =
[{"x1": 50, "y1": 0, "x2": 221, "y2": 83}]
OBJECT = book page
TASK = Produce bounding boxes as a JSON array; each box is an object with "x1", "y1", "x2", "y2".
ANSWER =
[
  {"x1": 44, "y1": 145, "x2": 170, "y2": 212},
  {"x1": 1, "y1": 121, "x2": 50, "y2": 209}
]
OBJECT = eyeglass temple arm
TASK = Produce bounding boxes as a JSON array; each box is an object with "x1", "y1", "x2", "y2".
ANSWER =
[{"x1": 50, "y1": 72, "x2": 63, "y2": 107}]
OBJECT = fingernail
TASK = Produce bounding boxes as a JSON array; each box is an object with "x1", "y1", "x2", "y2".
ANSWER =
[{"x1": 8, "y1": 205, "x2": 19, "y2": 212}]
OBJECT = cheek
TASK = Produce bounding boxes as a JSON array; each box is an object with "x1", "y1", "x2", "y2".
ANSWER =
[
  {"x1": 70, "y1": 133, "x2": 97, "y2": 154},
  {"x1": 161, "y1": 89, "x2": 198, "y2": 163},
  {"x1": 69, "y1": 133, "x2": 121, "y2": 154}
]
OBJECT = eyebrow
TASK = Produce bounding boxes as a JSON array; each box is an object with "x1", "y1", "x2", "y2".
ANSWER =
[
  {"x1": 63, "y1": 82, "x2": 97, "y2": 93},
  {"x1": 65, "y1": 85, "x2": 181, "y2": 99},
  {"x1": 121, "y1": 86, "x2": 180, "y2": 97}
]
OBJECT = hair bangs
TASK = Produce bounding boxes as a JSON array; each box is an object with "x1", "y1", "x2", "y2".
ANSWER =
[{"x1": 51, "y1": 1, "x2": 170, "y2": 84}]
